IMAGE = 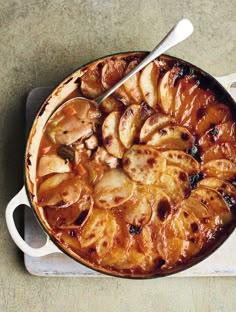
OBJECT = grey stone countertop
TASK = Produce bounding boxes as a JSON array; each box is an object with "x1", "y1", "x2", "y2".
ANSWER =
[{"x1": 0, "y1": 1, "x2": 236, "y2": 311}]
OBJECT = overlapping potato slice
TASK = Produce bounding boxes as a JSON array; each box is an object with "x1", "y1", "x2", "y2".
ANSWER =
[
  {"x1": 94, "y1": 169, "x2": 135, "y2": 209},
  {"x1": 101, "y1": 58, "x2": 127, "y2": 89},
  {"x1": 139, "y1": 113, "x2": 174, "y2": 143},
  {"x1": 147, "y1": 186, "x2": 172, "y2": 223},
  {"x1": 180, "y1": 88, "x2": 215, "y2": 130},
  {"x1": 157, "y1": 217, "x2": 189, "y2": 266},
  {"x1": 156, "y1": 67, "x2": 181, "y2": 114},
  {"x1": 100, "y1": 95, "x2": 124, "y2": 113},
  {"x1": 202, "y1": 159, "x2": 236, "y2": 181},
  {"x1": 196, "y1": 103, "x2": 232, "y2": 136},
  {"x1": 123, "y1": 59, "x2": 143, "y2": 103},
  {"x1": 191, "y1": 187, "x2": 232, "y2": 225},
  {"x1": 158, "y1": 165, "x2": 190, "y2": 204},
  {"x1": 96, "y1": 212, "x2": 119, "y2": 257},
  {"x1": 119, "y1": 104, "x2": 148, "y2": 148},
  {"x1": 38, "y1": 175, "x2": 85, "y2": 208},
  {"x1": 140, "y1": 62, "x2": 159, "y2": 109},
  {"x1": 80, "y1": 63, "x2": 104, "y2": 98},
  {"x1": 202, "y1": 143, "x2": 236, "y2": 164},
  {"x1": 161, "y1": 150, "x2": 200, "y2": 174},
  {"x1": 199, "y1": 122, "x2": 236, "y2": 152},
  {"x1": 119, "y1": 185, "x2": 152, "y2": 226},
  {"x1": 113, "y1": 85, "x2": 132, "y2": 106},
  {"x1": 38, "y1": 154, "x2": 71, "y2": 177},
  {"x1": 102, "y1": 111, "x2": 125, "y2": 158},
  {"x1": 174, "y1": 78, "x2": 199, "y2": 123},
  {"x1": 122, "y1": 145, "x2": 166, "y2": 184},
  {"x1": 198, "y1": 178, "x2": 236, "y2": 199},
  {"x1": 79, "y1": 207, "x2": 108, "y2": 248},
  {"x1": 147, "y1": 126, "x2": 193, "y2": 151}
]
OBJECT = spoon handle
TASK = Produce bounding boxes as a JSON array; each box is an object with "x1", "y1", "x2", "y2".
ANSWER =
[{"x1": 95, "y1": 18, "x2": 193, "y2": 104}]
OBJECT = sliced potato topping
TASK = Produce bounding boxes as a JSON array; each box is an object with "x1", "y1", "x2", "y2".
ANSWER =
[
  {"x1": 124, "y1": 59, "x2": 143, "y2": 103},
  {"x1": 198, "y1": 178, "x2": 236, "y2": 199},
  {"x1": 191, "y1": 187, "x2": 232, "y2": 225},
  {"x1": 122, "y1": 145, "x2": 166, "y2": 184},
  {"x1": 158, "y1": 165, "x2": 190, "y2": 204},
  {"x1": 119, "y1": 185, "x2": 152, "y2": 226},
  {"x1": 80, "y1": 64, "x2": 104, "y2": 98},
  {"x1": 119, "y1": 104, "x2": 145, "y2": 148},
  {"x1": 140, "y1": 113, "x2": 174, "y2": 143},
  {"x1": 147, "y1": 126, "x2": 193, "y2": 151},
  {"x1": 161, "y1": 150, "x2": 200, "y2": 174},
  {"x1": 102, "y1": 111, "x2": 125, "y2": 158},
  {"x1": 94, "y1": 169, "x2": 135, "y2": 209},
  {"x1": 140, "y1": 62, "x2": 159, "y2": 109},
  {"x1": 148, "y1": 187, "x2": 172, "y2": 223},
  {"x1": 202, "y1": 159, "x2": 236, "y2": 181},
  {"x1": 79, "y1": 208, "x2": 108, "y2": 248},
  {"x1": 100, "y1": 95, "x2": 124, "y2": 113},
  {"x1": 101, "y1": 58, "x2": 127, "y2": 90}
]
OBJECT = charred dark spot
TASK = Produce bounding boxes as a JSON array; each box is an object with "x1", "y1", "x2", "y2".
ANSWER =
[
  {"x1": 184, "y1": 188, "x2": 191, "y2": 198},
  {"x1": 197, "y1": 107, "x2": 206, "y2": 120},
  {"x1": 179, "y1": 172, "x2": 187, "y2": 181},
  {"x1": 133, "y1": 137, "x2": 140, "y2": 144},
  {"x1": 157, "y1": 200, "x2": 171, "y2": 221},
  {"x1": 75, "y1": 210, "x2": 89, "y2": 225},
  {"x1": 129, "y1": 225, "x2": 142, "y2": 235},
  {"x1": 88, "y1": 248, "x2": 96, "y2": 254},
  {"x1": 221, "y1": 193, "x2": 236, "y2": 215},
  {"x1": 69, "y1": 230, "x2": 76, "y2": 237},
  {"x1": 209, "y1": 127, "x2": 219, "y2": 138},
  {"x1": 97, "y1": 62, "x2": 104, "y2": 70},
  {"x1": 147, "y1": 158, "x2": 156, "y2": 167},
  {"x1": 181, "y1": 132, "x2": 190, "y2": 141},
  {"x1": 187, "y1": 144, "x2": 201, "y2": 162},
  {"x1": 156, "y1": 258, "x2": 166, "y2": 269},
  {"x1": 183, "y1": 211, "x2": 189, "y2": 218},
  {"x1": 104, "y1": 135, "x2": 113, "y2": 146},
  {"x1": 160, "y1": 129, "x2": 167, "y2": 135},
  {"x1": 64, "y1": 77, "x2": 73, "y2": 85},
  {"x1": 57, "y1": 144, "x2": 75, "y2": 162},
  {"x1": 102, "y1": 241, "x2": 108, "y2": 247},
  {"x1": 189, "y1": 237, "x2": 196, "y2": 243},
  {"x1": 202, "y1": 217, "x2": 210, "y2": 224},
  {"x1": 114, "y1": 196, "x2": 124, "y2": 203},
  {"x1": 172, "y1": 65, "x2": 195, "y2": 86},
  {"x1": 123, "y1": 158, "x2": 131, "y2": 167},
  {"x1": 189, "y1": 172, "x2": 204, "y2": 189},
  {"x1": 74, "y1": 76, "x2": 81, "y2": 86},
  {"x1": 140, "y1": 101, "x2": 154, "y2": 117},
  {"x1": 63, "y1": 130, "x2": 68, "y2": 134},
  {"x1": 191, "y1": 222, "x2": 199, "y2": 233}
]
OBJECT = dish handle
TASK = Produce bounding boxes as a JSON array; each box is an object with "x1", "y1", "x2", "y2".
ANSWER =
[
  {"x1": 215, "y1": 73, "x2": 236, "y2": 92},
  {"x1": 5, "y1": 186, "x2": 60, "y2": 257}
]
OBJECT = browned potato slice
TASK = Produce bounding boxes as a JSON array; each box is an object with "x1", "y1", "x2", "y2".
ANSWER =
[
  {"x1": 123, "y1": 59, "x2": 143, "y2": 103},
  {"x1": 198, "y1": 177, "x2": 236, "y2": 199},
  {"x1": 113, "y1": 85, "x2": 132, "y2": 106},
  {"x1": 102, "y1": 112, "x2": 125, "y2": 158},
  {"x1": 139, "y1": 113, "x2": 174, "y2": 143},
  {"x1": 140, "y1": 62, "x2": 159, "y2": 109},
  {"x1": 119, "y1": 104, "x2": 146, "y2": 148},
  {"x1": 96, "y1": 212, "x2": 118, "y2": 257},
  {"x1": 100, "y1": 95, "x2": 124, "y2": 113},
  {"x1": 94, "y1": 169, "x2": 135, "y2": 209},
  {"x1": 101, "y1": 58, "x2": 127, "y2": 90},
  {"x1": 202, "y1": 159, "x2": 236, "y2": 181},
  {"x1": 148, "y1": 186, "x2": 172, "y2": 223},
  {"x1": 191, "y1": 187, "x2": 232, "y2": 225},
  {"x1": 38, "y1": 173, "x2": 72, "y2": 195},
  {"x1": 158, "y1": 165, "x2": 190, "y2": 204},
  {"x1": 156, "y1": 67, "x2": 180, "y2": 114},
  {"x1": 161, "y1": 150, "x2": 200, "y2": 174},
  {"x1": 80, "y1": 64, "x2": 104, "y2": 98},
  {"x1": 79, "y1": 208, "x2": 108, "y2": 248},
  {"x1": 147, "y1": 126, "x2": 193, "y2": 151},
  {"x1": 38, "y1": 155, "x2": 71, "y2": 177},
  {"x1": 120, "y1": 186, "x2": 152, "y2": 226},
  {"x1": 122, "y1": 145, "x2": 166, "y2": 184}
]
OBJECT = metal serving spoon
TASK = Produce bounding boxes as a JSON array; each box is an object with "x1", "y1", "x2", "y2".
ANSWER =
[{"x1": 55, "y1": 18, "x2": 193, "y2": 114}]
